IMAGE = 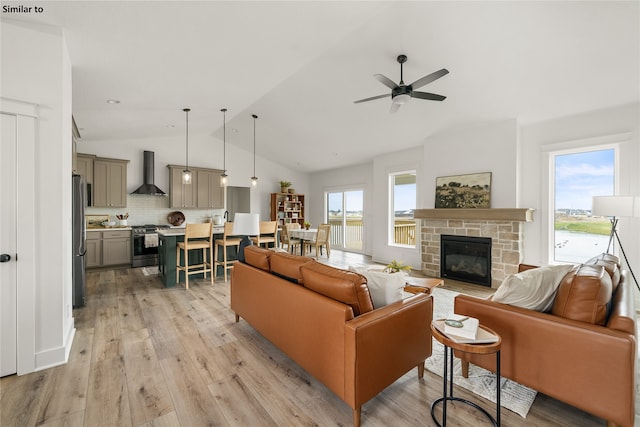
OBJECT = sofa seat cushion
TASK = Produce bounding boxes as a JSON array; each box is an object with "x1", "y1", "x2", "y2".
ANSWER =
[
  {"x1": 348, "y1": 266, "x2": 405, "y2": 308},
  {"x1": 552, "y1": 264, "x2": 612, "y2": 325},
  {"x1": 492, "y1": 264, "x2": 575, "y2": 312},
  {"x1": 243, "y1": 245, "x2": 272, "y2": 271},
  {"x1": 301, "y1": 262, "x2": 374, "y2": 316},
  {"x1": 270, "y1": 251, "x2": 315, "y2": 284}
]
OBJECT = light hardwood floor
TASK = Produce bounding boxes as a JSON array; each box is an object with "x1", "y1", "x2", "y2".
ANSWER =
[{"x1": 0, "y1": 250, "x2": 634, "y2": 426}]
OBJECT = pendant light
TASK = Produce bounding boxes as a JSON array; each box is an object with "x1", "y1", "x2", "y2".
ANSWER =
[
  {"x1": 220, "y1": 108, "x2": 228, "y2": 187},
  {"x1": 182, "y1": 108, "x2": 192, "y2": 185},
  {"x1": 250, "y1": 114, "x2": 258, "y2": 188}
]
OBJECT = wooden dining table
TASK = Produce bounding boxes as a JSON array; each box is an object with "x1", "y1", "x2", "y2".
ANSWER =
[{"x1": 288, "y1": 228, "x2": 317, "y2": 255}]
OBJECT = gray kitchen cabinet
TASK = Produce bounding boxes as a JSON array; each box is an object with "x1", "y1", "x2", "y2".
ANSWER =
[
  {"x1": 102, "y1": 230, "x2": 131, "y2": 266},
  {"x1": 76, "y1": 154, "x2": 94, "y2": 184},
  {"x1": 196, "y1": 169, "x2": 224, "y2": 209},
  {"x1": 86, "y1": 231, "x2": 102, "y2": 268},
  {"x1": 86, "y1": 229, "x2": 131, "y2": 268},
  {"x1": 93, "y1": 158, "x2": 128, "y2": 207},
  {"x1": 168, "y1": 165, "x2": 198, "y2": 208}
]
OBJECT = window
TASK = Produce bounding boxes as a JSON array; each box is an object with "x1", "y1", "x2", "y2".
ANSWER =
[
  {"x1": 389, "y1": 171, "x2": 416, "y2": 247},
  {"x1": 326, "y1": 189, "x2": 364, "y2": 252},
  {"x1": 552, "y1": 148, "x2": 615, "y2": 263}
]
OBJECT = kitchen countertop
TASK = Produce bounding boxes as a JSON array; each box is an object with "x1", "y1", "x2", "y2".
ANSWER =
[
  {"x1": 87, "y1": 227, "x2": 132, "y2": 231},
  {"x1": 158, "y1": 226, "x2": 225, "y2": 236}
]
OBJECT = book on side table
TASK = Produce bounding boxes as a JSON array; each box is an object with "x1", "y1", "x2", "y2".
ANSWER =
[{"x1": 433, "y1": 315, "x2": 499, "y2": 344}]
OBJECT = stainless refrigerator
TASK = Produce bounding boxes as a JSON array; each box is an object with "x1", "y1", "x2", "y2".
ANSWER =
[{"x1": 72, "y1": 174, "x2": 86, "y2": 308}]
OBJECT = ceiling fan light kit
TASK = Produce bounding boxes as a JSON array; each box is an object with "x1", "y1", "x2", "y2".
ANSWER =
[{"x1": 355, "y1": 54, "x2": 449, "y2": 113}]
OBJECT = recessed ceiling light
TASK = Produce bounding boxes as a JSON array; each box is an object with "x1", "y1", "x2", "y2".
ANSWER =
[{"x1": 106, "y1": 99, "x2": 120, "y2": 104}]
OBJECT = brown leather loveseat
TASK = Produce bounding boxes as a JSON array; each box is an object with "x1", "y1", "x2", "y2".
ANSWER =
[
  {"x1": 231, "y1": 246, "x2": 433, "y2": 427},
  {"x1": 454, "y1": 253, "x2": 636, "y2": 427}
]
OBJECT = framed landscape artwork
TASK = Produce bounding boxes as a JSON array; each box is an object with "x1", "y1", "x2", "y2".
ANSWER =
[{"x1": 435, "y1": 172, "x2": 491, "y2": 208}]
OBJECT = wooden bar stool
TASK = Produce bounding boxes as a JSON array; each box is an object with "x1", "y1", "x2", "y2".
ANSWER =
[
  {"x1": 176, "y1": 223, "x2": 213, "y2": 289},
  {"x1": 251, "y1": 221, "x2": 278, "y2": 248},
  {"x1": 214, "y1": 222, "x2": 242, "y2": 282}
]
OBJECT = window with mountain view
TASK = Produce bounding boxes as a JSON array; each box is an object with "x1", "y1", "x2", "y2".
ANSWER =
[{"x1": 390, "y1": 172, "x2": 416, "y2": 247}]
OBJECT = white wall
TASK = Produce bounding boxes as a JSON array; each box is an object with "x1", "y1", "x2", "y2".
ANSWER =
[
  {"x1": 519, "y1": 103, "x2": 640, "y2": 266},
  {"x1": 423, "y1": 119, "x2": 519, "y2": 208},
  {"x1": 1, "y1": 19, "x2": 75, "y2": 372}
]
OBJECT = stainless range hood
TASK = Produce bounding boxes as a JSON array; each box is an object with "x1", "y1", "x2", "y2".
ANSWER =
[{"x1": 130, "y1": 151, "x2": 167, "y2": 196}]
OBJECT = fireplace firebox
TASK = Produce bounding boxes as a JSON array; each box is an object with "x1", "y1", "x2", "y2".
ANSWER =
[{"x1": 440, "y1": 235, "x2": 492, "y2": 287}]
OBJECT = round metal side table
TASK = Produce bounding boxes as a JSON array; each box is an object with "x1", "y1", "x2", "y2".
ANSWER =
[{"x1": 430, "y1": 321, "x2": 502, "y2": 426}]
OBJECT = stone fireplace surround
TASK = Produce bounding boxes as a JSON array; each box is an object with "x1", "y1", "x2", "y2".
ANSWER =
[{"x1": 414, "y1": 209, "x2": 534, "y2": 288}]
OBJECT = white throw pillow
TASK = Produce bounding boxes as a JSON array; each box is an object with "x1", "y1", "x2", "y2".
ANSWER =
[
  {"x1": 492, "y1": 264, "x2": 575, "y2": 312},
  {"x1": 348, "y1": 266, "x2": 406, "y2": 308}
]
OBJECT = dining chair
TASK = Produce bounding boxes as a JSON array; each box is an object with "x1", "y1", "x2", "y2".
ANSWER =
[
  {"x1": 176, "y1": 222, "x2": 213, "y2": 289},
  {"x1": 251, "y1": 221, "x2": 278, "y2": 248},
  {"x1": 306, "y1": 223, "x2": 331, "y2": 258},
  {"x1": 214, "y1": 222, "x2": 242, "y2": 282},
  {"x1": 282, "y1": 222, "x2": 302, "y2": 254}
]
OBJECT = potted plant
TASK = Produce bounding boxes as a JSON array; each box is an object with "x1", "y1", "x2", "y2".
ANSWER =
[
  {"x1": 383, "y1": 260, "x2": 412, "y2": 274},
  {"x1": 304, "y1": 221, "x2": 311, "y2": 230},
  {"x1": 280, "y1": 180, "x2": 292, "y2": 193}
]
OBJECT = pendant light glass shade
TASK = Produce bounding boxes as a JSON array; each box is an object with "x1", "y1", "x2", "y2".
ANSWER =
[
  {"x1": 182, "y1": 108, "x2": 192, "y2": 185},
  {"x1": 251, "y1": 114, "x2": 258, "y2": 188},
  {"x1": 220, "y1": 108, "x2": 228, "y2": 188}
]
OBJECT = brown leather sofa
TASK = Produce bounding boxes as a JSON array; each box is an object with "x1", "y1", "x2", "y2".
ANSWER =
[
  {"x1": 454, "y1": 253, "x2": 637, "y2": 427},
  {"x1": 231, "y1": 246, "x2": 433, "y2": 427}
]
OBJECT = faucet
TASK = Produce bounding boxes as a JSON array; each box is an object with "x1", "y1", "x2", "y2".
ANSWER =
[{"x1": 224, "y1": 210, "x2": 229, "y2": 222}]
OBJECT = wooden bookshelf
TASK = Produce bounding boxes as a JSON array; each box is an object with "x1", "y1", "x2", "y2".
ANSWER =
[{"x1": 271, "y1": 192, "x2": 305, "y2": 227}]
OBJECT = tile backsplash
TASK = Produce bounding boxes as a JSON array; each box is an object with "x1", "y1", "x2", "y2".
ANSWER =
[{"x1": 86, "y1": 195, "x2": 226, "y2": 226}]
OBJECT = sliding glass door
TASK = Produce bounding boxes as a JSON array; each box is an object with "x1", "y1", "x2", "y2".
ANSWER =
[{"x1": 326, "y1": 190, "x2": 364, "y2": 252}]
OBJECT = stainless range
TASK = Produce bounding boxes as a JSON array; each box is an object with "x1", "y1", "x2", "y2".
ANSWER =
[{"x1": 131, "y1": 224, "x2": 171, "y2": 267}]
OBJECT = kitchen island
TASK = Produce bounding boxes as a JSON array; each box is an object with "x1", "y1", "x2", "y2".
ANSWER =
[{"x1": 157, "y1": 226, "x2": 234, "y2": 287}]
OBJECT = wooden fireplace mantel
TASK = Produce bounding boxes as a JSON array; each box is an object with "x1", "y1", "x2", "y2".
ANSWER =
[{"x1": 414, "y1": 208, "x2": 534, "y2": 222}]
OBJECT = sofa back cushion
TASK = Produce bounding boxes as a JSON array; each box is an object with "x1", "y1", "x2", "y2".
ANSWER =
[
  {"x1": 551, "y1": 264, "x2": 612, "y2": 325},
  {"x1": 270, "y1": 251, "x2": 315, "y2": 284},
  {"x1": 243, "y1": 245, "x2": 272, "y2": 272},
  {"x1": 585, "y1": 253, "x2": 621, "y2": 293},
  {"x1": 300, "y1": 262, "x2": 374, "y2": 316}
]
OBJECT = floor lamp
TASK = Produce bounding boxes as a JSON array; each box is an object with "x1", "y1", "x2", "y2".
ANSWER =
[
  {"x1": 592, "y1": 196, "x2": 640, "y2": 292},
  {"x1": 233, "y1": 213, "x2": 260, "y2": 263}
]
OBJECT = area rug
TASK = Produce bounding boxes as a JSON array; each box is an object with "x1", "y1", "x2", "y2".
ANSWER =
[
  {"x1": 425, "y1": 287, "x2": 537, "y2": 418},
  {"x1": 141, "y1": 266, "x2": 159, "y2": 276}
]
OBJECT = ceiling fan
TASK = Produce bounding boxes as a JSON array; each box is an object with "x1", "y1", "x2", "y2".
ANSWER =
[{"x1": 354, "y1": 54, "x2": 449, "y2": 113}]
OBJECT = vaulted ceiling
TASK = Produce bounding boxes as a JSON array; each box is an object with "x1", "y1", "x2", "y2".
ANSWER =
[{"x1": 8, "y1": 1, "x2": 639, "y2": 172}]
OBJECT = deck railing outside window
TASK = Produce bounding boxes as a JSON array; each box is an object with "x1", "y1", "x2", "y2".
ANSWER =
[{"x1": 328, "y1": 218, "x2": 416, "y2": 249}]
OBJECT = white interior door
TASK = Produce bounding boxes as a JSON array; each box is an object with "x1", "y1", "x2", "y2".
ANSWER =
[{"x1": 1, "y1": 112, "x2": 18, "y2": 376}]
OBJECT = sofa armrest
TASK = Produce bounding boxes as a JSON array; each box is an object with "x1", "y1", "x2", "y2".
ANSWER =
[
  {"x1": 455, "y1": 294, "x2": 636, "y2": 427},
  {"x1": 343, "y1": 294, "x2": 433, "y2": 407}
]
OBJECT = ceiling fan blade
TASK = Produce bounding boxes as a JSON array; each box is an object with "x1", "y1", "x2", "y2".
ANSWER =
[
  {"x1": 410, "y1": 68, "x2": 449, "y2": 90},
  {"x1": 353, "y1": 93, "x2": 390, "y2": 104},
  {"x1": 411, "y1": 91, "x2": 446, "y2": 101},
  {"x1": 374, "y1": 74, "x2": 398, "y2": 90},
  {"x1": 390, "y1": 102, "x2": 401, "y2": 114}
]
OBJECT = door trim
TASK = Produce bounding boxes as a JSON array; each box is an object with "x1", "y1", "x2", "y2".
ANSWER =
[{"x1": 1, "y1": 98, "x2": 38, "y2": 375}]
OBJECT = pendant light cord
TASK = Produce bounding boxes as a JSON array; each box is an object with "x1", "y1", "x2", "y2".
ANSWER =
[
  {"x1": 221, "y1": 108, "x2": 227, "y2": 172},
  {"x1": 252, "y1": 114, "x2": 258, "y2": 178},
  {"x1": 183, "y1": 108, "x2": 190, "y2": 170}
]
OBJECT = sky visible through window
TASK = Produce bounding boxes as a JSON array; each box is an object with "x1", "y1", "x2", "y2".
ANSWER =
[{"x1": 555, "y1": 149, "x2": 614, "y2": 211}]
